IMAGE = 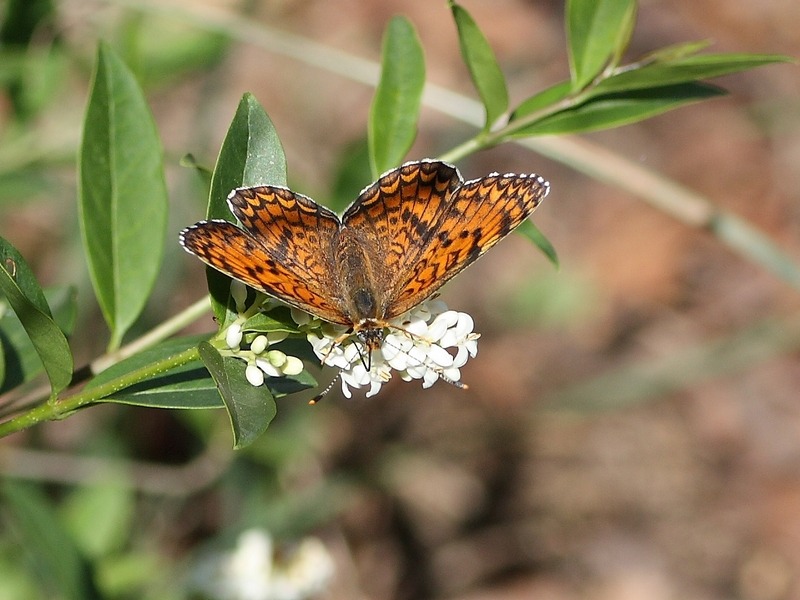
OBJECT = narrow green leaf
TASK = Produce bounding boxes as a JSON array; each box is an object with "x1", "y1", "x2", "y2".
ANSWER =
[
  {"x1": 607, "y1": 0, "x2": 637, "y2": 68},
  {"x1": 0, "y1": 237, "x2": 49, "y2": 315},
  {"x1": 511, "y1": 83, "x2": 725, "y2": 136},
  {"x1": 204, "y1": 93, "x2": 288, "y2": 324},
  {"x1": 207, "y1": 92, "x2": 287, "y2": 218},
  {"x1": 517, "y1": 220, "x2": 559, "y2": 268},
  {"x1": 567, "y1": 0, "x2": 637, "y2": 90},
  {"x1": 329, "y1": 137, "x2": 372, "y2": 213},
  {"x1": 79, "y1": 42, "x2": 167, "y2": 349},
  {"x1": 511, "y1": 80, "x2": 572, "y2": 121},
  {"x1": 449, "y1": 1, "x2": 509, "y2": 130},
  {"x1": 0, "y1": 287, "x2": 75, "y2": 394},
  {"x1": 98, "y1": 367, "x2": 222, "y2": 409},
  {"x1": 596, "y1": 53, "x2": 795, "y2": 95},
  {"x1": 199, "y1": 341, "x2": 277, "y2": 448},
  {"x1": 639, "y1": 39, "x2": 714, "y2": 64},
  {"x1": 368, "y1": 16, "x2": 425, "y2": 177},
  {"x1": 87, "y1": 335, "x2": 220, "y2": 409},
  {"x1": 241, "y1": 307, "x2": 302, "y2": 334},
  {"x1": 2, "y1": 482, "x2": 102, "y2": 600},
  {"x1": 0, "y1": 237, "x2": 72, "y2": 396}
]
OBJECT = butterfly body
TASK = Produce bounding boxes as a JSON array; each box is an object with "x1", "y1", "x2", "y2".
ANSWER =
[
  {"x1": 334, "y1": 227, "x2": 384, "y2": 325},
  {"x1": 180, "y1": 160, "x2": 550, "y2": 348}
]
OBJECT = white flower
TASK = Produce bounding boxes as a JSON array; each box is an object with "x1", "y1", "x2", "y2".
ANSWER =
[
  {"x1": 306, "y1": 299, "x2": 480, "y2": 398},
  {"x1": 282, "y1": 356, "x2": 304, "y2": 376},
  {"x1": 221, "y1": 320, "x2": 305, "y2": 387},
  {"x1": 250, "y1": 335, "x2": 269, "y2": 355},
  {"x1": 245, "y1": 364, "x2": 266, "y2": 387},
  {"x1": 230, "y1": 281, "x2": 249, "y2": 312},
  {"x1": 189, "y1": 529, "x2": 334, "y2": 600},
  {"x1": 225, "y1": 323, "x2": 243, "y2": 349}
]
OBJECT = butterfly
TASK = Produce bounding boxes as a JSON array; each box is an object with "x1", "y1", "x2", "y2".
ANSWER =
[{"x1": 180, "y1": 160, "x2": 549, "y2": 353}]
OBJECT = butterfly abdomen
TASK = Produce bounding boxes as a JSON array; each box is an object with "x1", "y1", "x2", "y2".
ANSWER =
[{"x1": 335, "y1": 228, "x2": 384, "y2": 321}]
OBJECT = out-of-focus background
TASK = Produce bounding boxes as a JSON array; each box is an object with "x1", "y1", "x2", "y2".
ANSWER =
[{"x1": 1, "y1": 1, "x2": 799, "y2": 599}]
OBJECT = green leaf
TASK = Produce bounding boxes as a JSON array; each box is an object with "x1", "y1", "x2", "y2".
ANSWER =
[
  {"x1": 329, "y1": 137, "x2": 372, "y2": 213},
  {"x1": 86, "y1": 335, "x2": 221, "y2": 409},
  {"x1": 207, "y1": 92, "x2": 287, "y2": 218},
  {"x1": 596, "y1": 53, "x2": 795, "y2": 95},
  {"x1": 511, "y1": 82, "x2": 725, "y2": 136},
  {"x1": 368, "y1": 16, "x2": 425, "y2": 177},
  {"x1": 449, "y1": 1, "x2": 509, "y2": 130},
  {"x1": 0, "y1": 238, "x2": 72, "y2": 396},
  {"x1": 517, "y1": 220, "x2": 558, "y2": 268},
  {"x1": 511, "y1": 80, "x2": 572, "y2": 121},
  {"x1": 204, "y1": 93, "x2": 288, "y2": 325},
  {"x1": 241, "y1": 307, "x2": 302, "y2": 334},
  {"x1": 638, "y1": 39, "x2": 713, "y2": 64},
  {"x1": 199, "y1": 341, "x2": 277, "y2": 448},
  {"x1": 2, "y1": 482, "x2": 102, "y2": 600},
  {"x1": 79, "y1": 42, "x2": 167, "y2": 350},
  {"x1": 567, "y1": 0, "x2": 637, "y2": 90},
  {"x1": 0, "y1": 287, "x2": 75, "y2": 394}
]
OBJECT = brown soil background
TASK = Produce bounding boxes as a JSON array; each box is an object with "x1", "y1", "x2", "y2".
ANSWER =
[{"x1": 4, "y1": 1, "x2": 800, "y2": 599}]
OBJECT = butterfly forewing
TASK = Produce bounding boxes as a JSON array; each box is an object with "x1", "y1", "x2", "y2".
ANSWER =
[
  {"x1": 181, "y1": 189, "x2": 350, "y2": 324},
  {"x1": 386, "y1": 172, "x2": 549, "y2": 318}
]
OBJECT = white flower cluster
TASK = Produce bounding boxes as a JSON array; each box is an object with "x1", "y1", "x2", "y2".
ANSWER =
[
  {"x1": 189, "y1": 529, "x2": 334, "y2": 600},
  {"x1": 306, "y1": 299, "x2": 480, "y2": 398},
  {"x1": 223, "y1": 322, "x2": 304, "y2": 387}
]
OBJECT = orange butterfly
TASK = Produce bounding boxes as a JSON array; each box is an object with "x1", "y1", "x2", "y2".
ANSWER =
[{"x1": 180, "y1": 160, "x2": 549, "y2": 352}]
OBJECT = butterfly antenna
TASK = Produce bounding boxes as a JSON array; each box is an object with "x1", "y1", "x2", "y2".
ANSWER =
[
  {"x1": 308, "y1": 372, "x2": 341, "y2": 405},
  {"x1": 357, "y1": 344, "x2": 371, "y2": 371},
  {"x1": 439, "y1": 371, "x2": 468, "y2": 390}
]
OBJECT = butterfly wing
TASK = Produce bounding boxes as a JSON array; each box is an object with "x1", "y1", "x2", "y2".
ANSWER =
[
  {"x1": 385, "y1": 171, "x2": 550, "y2": 318},
  {"x1": 180, "y1": 187, "x2": 350, "y2": 324},
  {"x1": 341, "y1": 161, "x2": 463, "y2": 317}
]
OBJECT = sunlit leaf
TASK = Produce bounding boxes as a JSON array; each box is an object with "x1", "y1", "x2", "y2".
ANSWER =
[
  {"x1": 203, "y1": 93, "x2": 287, "y2": 325},
  {"x1": 567, "y1": 0, "x2": 637, "y2": 90},
  {"x1": 0, "y1": 286, "x2": 75, "y2": 394},
  {"x1": 199, "y1": 341, "x2": 277, "y2": 448},
  {"x1": 0, "y1": 237, "x2": 72, "y2": 396},
  {"x1": 368, "y1": 16, "x2": 425, "y2": 177},
  {"x1": 511, "y1": 83, "x2": 725, "y2": 136},
  {"x1": 511, "y1": 80, "x2": 572, "y2": 121},
  {"x1": 449, "y1": 1, "x2": 509, "y2": 130},
  {"x1": 86, "y1": 336, "x2": 218, "y2": 409},
  {"x1": 517, "y1": 220, "x2": 558, "y2": 268},
  {"x1": 79, "y1": 42, "x2": 167, "y2": 349},
  {"x1": 596, "y1": 53, "x2": 795, "y2": 94}
]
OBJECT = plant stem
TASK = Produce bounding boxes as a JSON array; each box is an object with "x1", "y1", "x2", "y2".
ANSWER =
[
  {"x1": 0, "y1": 347, "x2": 201, "y2": 439},
  {"x1": 91, "y1": 296, "x2": 211, "y2": 373}
]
